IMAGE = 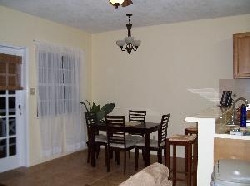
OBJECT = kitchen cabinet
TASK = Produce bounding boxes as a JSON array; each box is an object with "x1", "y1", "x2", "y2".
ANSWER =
[
  {"x1": 214, "y1": 137, "x2": 250, "y2": 162},
  {"x1": 233, "y1": 32, "x2": 250, "y2": 78}
]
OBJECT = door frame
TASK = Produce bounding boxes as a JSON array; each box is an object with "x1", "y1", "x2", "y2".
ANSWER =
[{"x1": 0, "y1": 43, "x2": 29, "y2": 170}]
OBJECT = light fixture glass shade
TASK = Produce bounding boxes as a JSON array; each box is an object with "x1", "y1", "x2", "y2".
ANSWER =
[
  {"x1": 109, "y1": 0, "x2": 125, "y2": 5},
  {"x1": 116, "y1": 14, "x2": 141, "y2": 54},
  {"x1": 116, "y1": 40, "x2": 126, "y2": 47},
  {"x1": 133, "y1": 40, "x2": 141, "y2": 47},
  {"x1": 125, "y1": 37, "x2": 134, "y2": 44}
]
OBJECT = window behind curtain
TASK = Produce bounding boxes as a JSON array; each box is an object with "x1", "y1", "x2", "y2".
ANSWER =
[{"x1": 37, "y1": 53, "x2": 79, "y2": 117}]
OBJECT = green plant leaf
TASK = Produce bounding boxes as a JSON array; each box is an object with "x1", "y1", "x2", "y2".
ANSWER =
[
  {"x1": 101, "y1": 103, "x2": 115, "y2": 115},
  {"x1": 96, "y1": 110, "x2": 105, "y2": 122},
  {"x1": 81, "y1": 101, "x2": 115, "y2": 122},
  {"x1": 91, "y1": 102, "x2": 101, "y2": 112}
]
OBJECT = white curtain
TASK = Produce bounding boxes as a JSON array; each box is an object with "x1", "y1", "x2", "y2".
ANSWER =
[{"x1": 35, "y1": 42, "x2": 85, "y2": 158}]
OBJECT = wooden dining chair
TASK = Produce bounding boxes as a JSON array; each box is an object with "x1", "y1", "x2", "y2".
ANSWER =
[
  {"x1": 85, "y1": 112, "x2": 107, "y2": 164},
  {"x1": 127, "y1": 110, "x2": 146, "y2": 140},
  {"x1": 105, "y1": 115, "x2": 136, "y2": 174},
  {"x1": 129, "y1": 110, "x2": 146, "y2": 123},
  {"x1": 135, "y1": 113, "x2": 170, "y2": 170},
  {"x1": 126, "y1": 110, "x2": 147, "y2": 158}
]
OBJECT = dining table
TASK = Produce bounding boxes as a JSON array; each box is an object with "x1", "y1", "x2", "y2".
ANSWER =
[{"x1": 90, "y1": 121, "x2": 161, "y2": 168}]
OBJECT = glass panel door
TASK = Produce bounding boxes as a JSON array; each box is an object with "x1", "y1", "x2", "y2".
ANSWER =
[
  {"x1": 0, "y1": 45, "x2": 27, "y2": 172},
  {"x1": 0, "y1": 90, "x2": 19, "y2": 171}
]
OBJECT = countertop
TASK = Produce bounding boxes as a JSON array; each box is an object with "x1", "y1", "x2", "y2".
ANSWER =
[
  {"x1": 185, "y1": 106, "x2": 250, "y2": 140},
  {"x1": 215, "y1": 133, "x2": 250, "y2": 140},
  {"x1": 185, "y1": 106, "x2": 229, "y2": 121}
]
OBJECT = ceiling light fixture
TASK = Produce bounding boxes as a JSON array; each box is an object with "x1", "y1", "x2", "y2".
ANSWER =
[
  {"x1": 109, "y1": 0, "x2": 133, "y2": 9},
  {"x1": 116, "y1": 14, "x2": 141, "y2": 54}
]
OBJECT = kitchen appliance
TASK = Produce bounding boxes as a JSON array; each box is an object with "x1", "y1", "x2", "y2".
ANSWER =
[
  {"x1": 220, "y1": 91, "x2": 233, "y2": 107},
  {"x1": 211, "y1": 159, "x2": 250, "y2": 186}
]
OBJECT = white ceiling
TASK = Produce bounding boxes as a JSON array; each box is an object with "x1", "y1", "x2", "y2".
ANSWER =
[{"x1": 0, "y1": 0, "x2": 250, "y2": 34}]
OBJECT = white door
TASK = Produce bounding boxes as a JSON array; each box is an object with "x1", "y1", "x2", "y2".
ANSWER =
[
  {"x1": 0, "y1": 45, "x2": 27, "y2": 172},
  {"x1": 0, "y1": 90, "x2": 19, "y2": 171}
]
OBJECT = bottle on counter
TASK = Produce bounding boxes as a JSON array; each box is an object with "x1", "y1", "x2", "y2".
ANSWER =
[{"x1": 240, "y1": 104, "x2": 246, "y2": 127}]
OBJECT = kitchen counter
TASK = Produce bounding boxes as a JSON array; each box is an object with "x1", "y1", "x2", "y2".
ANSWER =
[
  {"x1": 185, "y1": 106, "x2": 228, "y2": 119},
  {"x1": 185, "y1": 106, "x2": 250, "y2": 186},
  {"x1": 215, "y1": 133, "x2": 250, "y2": 140}
]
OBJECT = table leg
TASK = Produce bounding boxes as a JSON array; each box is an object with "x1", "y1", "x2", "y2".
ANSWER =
[{"x1": 144, "y1": 131, "x2": 150, "y2": 166}]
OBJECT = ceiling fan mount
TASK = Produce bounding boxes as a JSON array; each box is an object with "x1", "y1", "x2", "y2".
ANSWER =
[{"x1": 110, "y1": 0, "x2": 133, "y2": 9}]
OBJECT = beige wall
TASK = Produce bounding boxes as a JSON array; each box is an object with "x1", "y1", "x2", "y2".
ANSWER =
[
  {"x1": 1, "y1": 4, "x2": 250, "y2": 165},
  {"x1": 92, "y1": 15, "x2": 250, "y2": 151},
  {"x1": 0, "y1": 5, "x2": 92, "y2": 165}
]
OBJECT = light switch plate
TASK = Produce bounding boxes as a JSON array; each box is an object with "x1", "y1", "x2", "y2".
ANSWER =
[{"x1": 30, "y1": 88, "x2": 35, "y2": 95}]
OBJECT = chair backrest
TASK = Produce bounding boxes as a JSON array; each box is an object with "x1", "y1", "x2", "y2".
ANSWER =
[
  {"x1": 105, "y1": 115, "x2": 126, "y2": 148},
  {"x1": 85, "y1": 112, "x2": 98, "y2": 141},
  {"x1": 158, "y1": 114, "x2": 170, "y2": 146},
  {"x1": 129, "y1": 110, "x2": 146, "y2": 123}
]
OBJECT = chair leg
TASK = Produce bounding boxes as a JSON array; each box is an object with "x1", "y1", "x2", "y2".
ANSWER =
[
  {"x1": 115, "y1": 151, "x2": 120, "y2": 165},
  {"x1": 107, "y1": 146, "x2": 111, "y2": 172},
  {"x1": 164, "y1": 146, "x2": 166, "y2": 165},
  {"x1": 165, "y1": 139, "x2": 170, "y2": 167},
  {"x1": 87, "y1": 142, "x2": 90, "y2": 163},
  {"x1": 135, "y1": 147, "x2": 139, "y2": 171},
  {"x1": 124, "y1": 150, "x2": 126, "y2": 175},
  {"x1": 186, "y1": 145, "x2": 192, "y2": 186},
  {"x1": 193, "y1": 138, "x2": 198, "y2": 186},
  {"x1": 142, "y1": 148, "x2": 145, "y2": 161},
  {"x1": 157, "y1": 148, "x2": 162, "y2": 164},
  {"x1": 173, "y1": 145, "x2": 177, "y2": 186},
  {"x1": 96, "y1": 145, "x2": 100, "y2": 159},
  {"x1": 105, "y1": 145, "x2": 108, "y2": 166}
]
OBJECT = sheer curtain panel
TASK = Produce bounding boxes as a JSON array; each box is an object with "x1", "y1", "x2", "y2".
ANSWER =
[{"x1": 36, "y1": 43, "x2": 85, "y2": 158}]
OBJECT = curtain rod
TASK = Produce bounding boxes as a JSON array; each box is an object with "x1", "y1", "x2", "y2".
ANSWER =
[
  {"x1": 33, "y1": 39, "x2": 73, "y2": 48},
  {"x1": 33, "y1": 39, "x2": 55, "y2": 45},
  {"x1": 33, "y1": 39, "x2": 84, "y2": 54},
  {"x1": 33, "y1": 39, "x2": 68, "y2": 49}
]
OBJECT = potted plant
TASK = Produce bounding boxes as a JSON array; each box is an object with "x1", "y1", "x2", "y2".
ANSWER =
[{"x1": 80, "y1": 100, "x2": 115, "y2": 122}]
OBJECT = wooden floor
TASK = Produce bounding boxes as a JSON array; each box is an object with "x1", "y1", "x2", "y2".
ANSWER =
[{"x1": 0, "y1": 149, "x2": 186, "y2": 186}]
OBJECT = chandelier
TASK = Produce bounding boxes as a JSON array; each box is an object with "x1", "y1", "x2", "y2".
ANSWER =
[
  {"x1": 116, "y1": 14, "x2": 141, "y2": 54},
  {"x1": 109, "y1": 0, "x2": 133, "y2": 9}
]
